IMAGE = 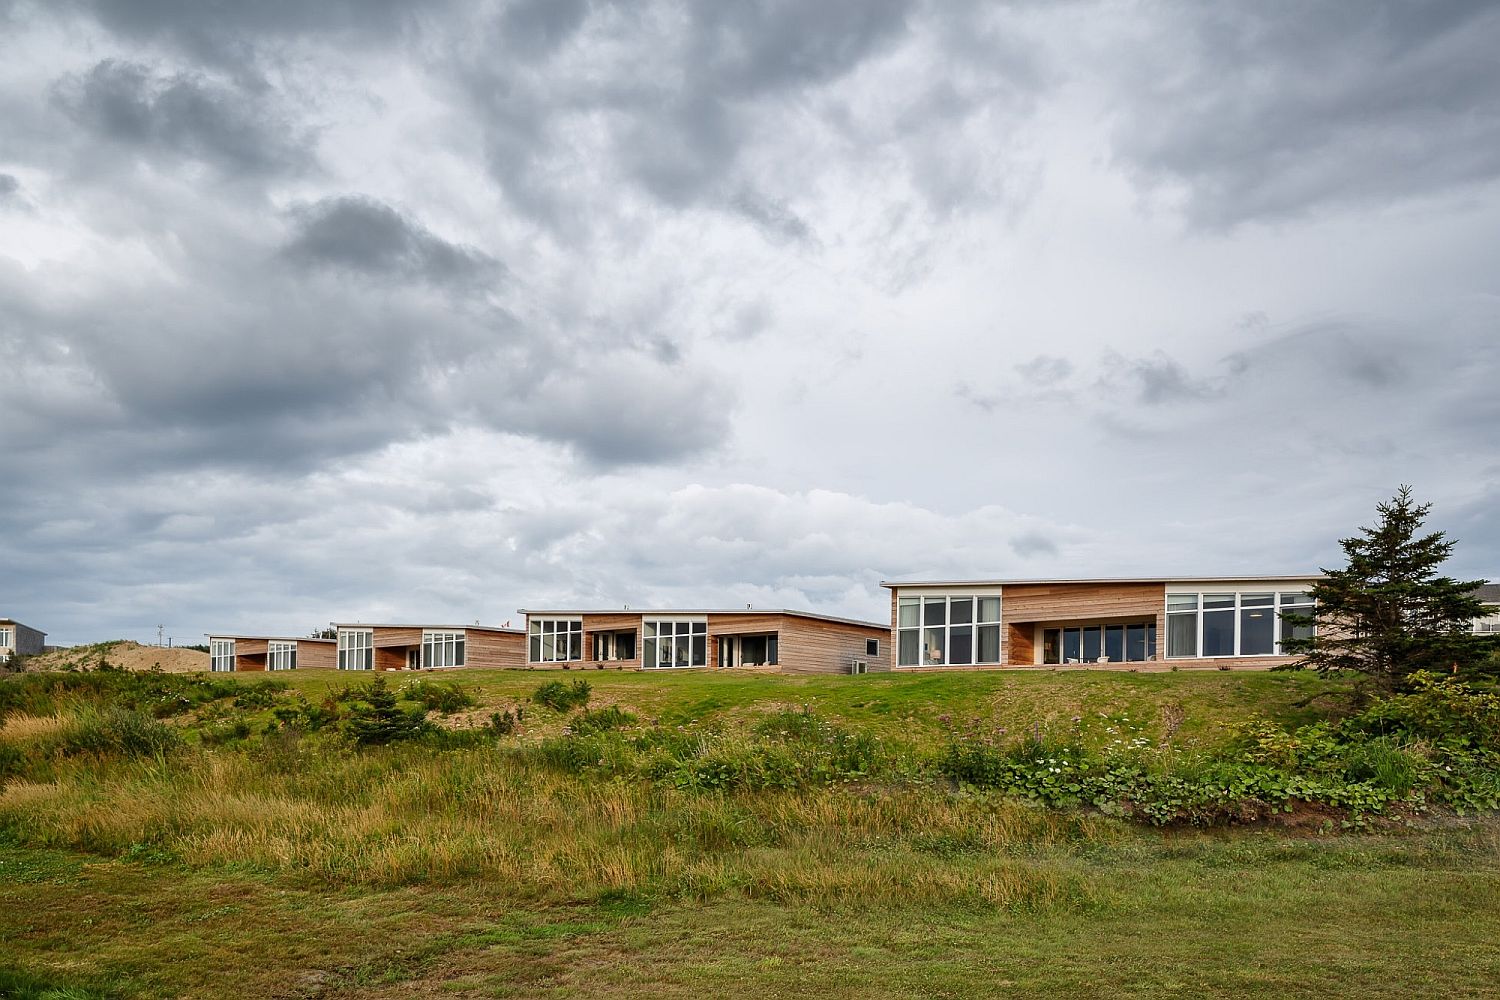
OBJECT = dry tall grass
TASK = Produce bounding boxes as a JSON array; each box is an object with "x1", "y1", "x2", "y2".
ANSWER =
[
  {"x1": 0, "y1": 713, "x2": 77, "y2": 745},
  {"x1": 0, "y1": 738, "x2": 1112, "y2": 906}
]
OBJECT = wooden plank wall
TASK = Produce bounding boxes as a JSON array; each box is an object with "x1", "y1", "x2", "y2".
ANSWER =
[
  {"x1": 466, "y1": 630, "x2": 525, "y2": 669},
  {"x1": 1001, "y1": 582, "x2": 1163, "y2": 623},
  {"x1": 297, "y1": 641, "x2": 336, "y2": 670},
  {"x1": 233, "y1": 638, "x2": 268, "y2": 672},
  {"x1": 779, "y1": 617, "x2": 887, "y2": 675},
  {"x1": 1006, "y1": 622, "x2": 1035, "y2": 665}
]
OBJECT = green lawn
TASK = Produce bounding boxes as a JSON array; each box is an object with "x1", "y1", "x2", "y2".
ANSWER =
[{"x1": 3, "y1": 667, "x2": 1497, "y2": 998}]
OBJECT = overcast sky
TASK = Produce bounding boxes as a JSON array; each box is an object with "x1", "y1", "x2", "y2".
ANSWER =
[{"x1": 2, "y1": 1, "x2": 1497, "y2": 646}]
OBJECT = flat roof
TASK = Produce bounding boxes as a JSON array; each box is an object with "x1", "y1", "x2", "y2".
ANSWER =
[
  {"x1": 205, "y1": 634, "x2": 336, "y2": 643},
  {"x1": 0, "y1": 619, "x2": 44, "y2": 634},
  {"x1": 517, "y1": 608, "x2": 888, "y2": 631},
  {"x1": 881, "y1": 574, "x2": 1325, "y2": 589},
  {"x1": 330, "y1": 623, "x2": 524, "y2": 635}
]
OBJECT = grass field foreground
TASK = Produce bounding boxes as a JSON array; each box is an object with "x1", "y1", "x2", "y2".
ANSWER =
[{"x1": 2, "y1": 666, "x2": 1499, "y2": 997}]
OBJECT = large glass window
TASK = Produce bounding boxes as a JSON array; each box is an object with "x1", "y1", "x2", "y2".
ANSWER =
[
  {"x1": 1044, "y1": 622, "x2": 1157, "y2": 664},
  {"x1": 0, "y1": 629, "x2": 12, "y2": 649},
  {"x1": 422, "y1": 631, "x2": 466, "y2": 668},
  {"x1": 592, "y1": 631, "x2": 636, "y2": 660},
  {"x1": 1238, "y1": 594, "x2": 1275, "y2": 655},
  {"x1": 338, "y1": 629, "x2": 373, "y2": 670},
  {"x1": 643, "y1": 620, "x2": 707, "y2": 668},
  {"x1": 718, "y1": 634, "x2": 775, "y2": 668},
  {"x1": 897, "y1": 594, "x2": 1001, "y2": 666},
  {"x1": 1201, "y1": 594, "x2": 1236, "y2": 657},
  {"x1": 210, "y1": 638, "x2": 236, "y2": 672},
  {"x1": 529, "y1": 619, "x2": 581, "y2": 662},
  {"x1": 1104, "y1": 625, "x2": 1125, "y2": 663},
  {"x1": 1166, "y1": 594, "x2": 1199, "y2": 658},
  {"x1": 1082, "y1": 626, "x2": 1103, "y2": 662},
  {"x1": 1277, "y1": 592, "x2": 1316, "y2": 650},
  {"x1": 267, "y1": 641, "x2": 297, "y2": 671},
  {"x1": 1166, "y1": 590, "x2": 1316, "y2": 658}
]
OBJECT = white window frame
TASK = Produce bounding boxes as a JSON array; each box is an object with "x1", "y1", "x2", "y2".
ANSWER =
[
  {"x1": 643, "y1": 618, "x2": 708, "y2": 669},
  {"x1": 529, "y1": 619, "x2": 582, "y2": 663},
  {"x1": 0, "y1": 628, "x2": 12, "y2": 651},
  {"x1": 422, "y1": 630, "x2": 466, "y2": 668},
  {"x1": 267, "y1": 641, "x2": 298, "y2": 671},
  {"x1": 338, "y1": 629, "x2": 374, "y2": 670},
  {"x1": 210, "y1": 638, "x2": 236, "y2": 672},
  {"x1": 896, "y1": 591, "x2": 1002, "y2": 667},
  {"x1": 1165, "y1": 589, "x2": 1315, "y2": 659}
]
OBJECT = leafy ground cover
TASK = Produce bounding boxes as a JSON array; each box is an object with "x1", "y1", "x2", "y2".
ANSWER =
[{"x1": 2, "y1": 665, "x2": 1498, "y2": 997}]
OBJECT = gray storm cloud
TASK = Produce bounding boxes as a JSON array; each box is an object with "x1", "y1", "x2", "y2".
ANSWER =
[{"x1": 1, "y1": 1, "x2": 1497, "y2": 644}]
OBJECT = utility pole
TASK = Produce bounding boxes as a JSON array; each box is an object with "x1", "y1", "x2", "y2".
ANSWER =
[{"x1": 157, "y1": 624, "x2": 164, "y2": 647}]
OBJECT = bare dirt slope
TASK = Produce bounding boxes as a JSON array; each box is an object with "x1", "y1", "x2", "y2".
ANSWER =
[{"x1": 27, "y1": 640, "x2": 208, "y2": 673}]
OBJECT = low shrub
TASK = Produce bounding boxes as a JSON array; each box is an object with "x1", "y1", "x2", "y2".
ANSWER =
[
  {"x1": 199, "y1": 719, "x2": 253, "y2": 746},
  {"x1": 1347, "y1": 672, "x2": 1500, "y2": 750},
  {"x1": 570, "y1": 705, "x2": 636, "y2": 735},
  {"x1": 61, "y1": 707, "x2": 180, "y2": 759},
  {"x1": 533, "y1": 678, "x2": 591, "y2": 712},
  {"x1": 400, "y1": 679, "x2": 477, "y2": 715},
  {"x1": 486, "y1": 709, "x2": 521, "y2": 736},
  {"x1": 231, "y1": 679, "x2": 289, "y2": 710}
]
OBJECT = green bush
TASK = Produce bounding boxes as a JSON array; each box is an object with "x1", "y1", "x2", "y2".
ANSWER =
[
  {"x1": 533, "y1": 678, "x2": 591, "y2": 712},
  {"x1": 400, "y1": 679, "x2": 477, "y2": 715},
  {"x1": 570, "y1": 705, "x2": 636, "y2": 735},
  {"x1": 486, "y1": 709, "x2": 520, "y2": 736},
  {"x1": 1347, "y1": 672, "x2": 1500, "y2": 749},
  {"x1": 61, "y1": 707, "x2": 180, "y2": 759},
  {"x1": 231, "y1": 679, "x2": 288, "y2": 710},
  {"x1": 1339, "y1": 736, "x2": 1427, "y2": 795}
]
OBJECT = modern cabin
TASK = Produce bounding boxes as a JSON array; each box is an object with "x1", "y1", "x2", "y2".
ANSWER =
[
  {"x1": 205, "y1": 635, "x2": 337, "y2": 672},
  {"x1": 882, "y1": 576, "x2": 1324, "y2": 671},
  {"x1": 1473, "y1": 583, "x2": 1500, "y2": 636},
  {"x1": 517, "y1": 609, "x2": 888, "y2": 675},
  {"x1": 0, "y1": 619, "x2": 46, "y2": 662},
  {"x1": 331, "y1": 623, "x2": 525, "y2": 671}
]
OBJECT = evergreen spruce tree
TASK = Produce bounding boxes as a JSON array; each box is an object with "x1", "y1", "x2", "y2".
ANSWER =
[
  {"x1": 346, "y1": 676, "x2": 430, "y2": 746},
  {"x1": 1282, "y1": 486, "x2": 1493, "y2": 691}
]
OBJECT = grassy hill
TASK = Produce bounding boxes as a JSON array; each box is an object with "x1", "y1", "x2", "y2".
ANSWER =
[{"x1": 1, "y1": 666, "x2": 1497, "y2": 998}]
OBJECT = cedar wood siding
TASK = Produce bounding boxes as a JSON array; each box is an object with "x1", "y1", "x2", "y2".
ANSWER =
[
  {"x1": 525, "y1": 612, "x2": 886, "y2": 674},
  {"x1": 776, "y1": 616, "x2": 887, "y2": 675},
  {"x1": 298, "y1": 640, "x2": 337, "y2": 670},
  {"x1": 1000, "y1": 582, "x2": 1164, "y2": 663},
  {"x1": 466, "y1": 629, "x2": 525, "y2": 669},
  {"x1": 232, "y1": 638, "x2": 269, "y2": 672},
  {"x1": 361, "y1": 627, "x2": 522, "y2": 670},
  {"x1": 371, "y1": 627, "x2": 423, "y2": 671}
]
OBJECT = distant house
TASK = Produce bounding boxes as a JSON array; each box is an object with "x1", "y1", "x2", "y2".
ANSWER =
[
  {"x1": 881, "y1": 576, "x2": 1324, "y2": 671},
  {"x1": 205, "y1": 635, "x2": 337, "y2": 672},
  {"x1": 1473, "y1": 583, "x2": 1500, "y2": 636},
  {"x1": 331, "y1": 623, "x2": 525, "y2": 671},
  {"x1": 0, "y1": 618, "x2": 46, "y2": 662},
  {"x1": 517, "y1": 609, "x2": 888, "y2": 674}
]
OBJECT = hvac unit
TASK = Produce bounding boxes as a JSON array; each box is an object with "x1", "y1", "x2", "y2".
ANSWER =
[{"x1": 850, "y1": 659, "x2": 868, "y2": 675}]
